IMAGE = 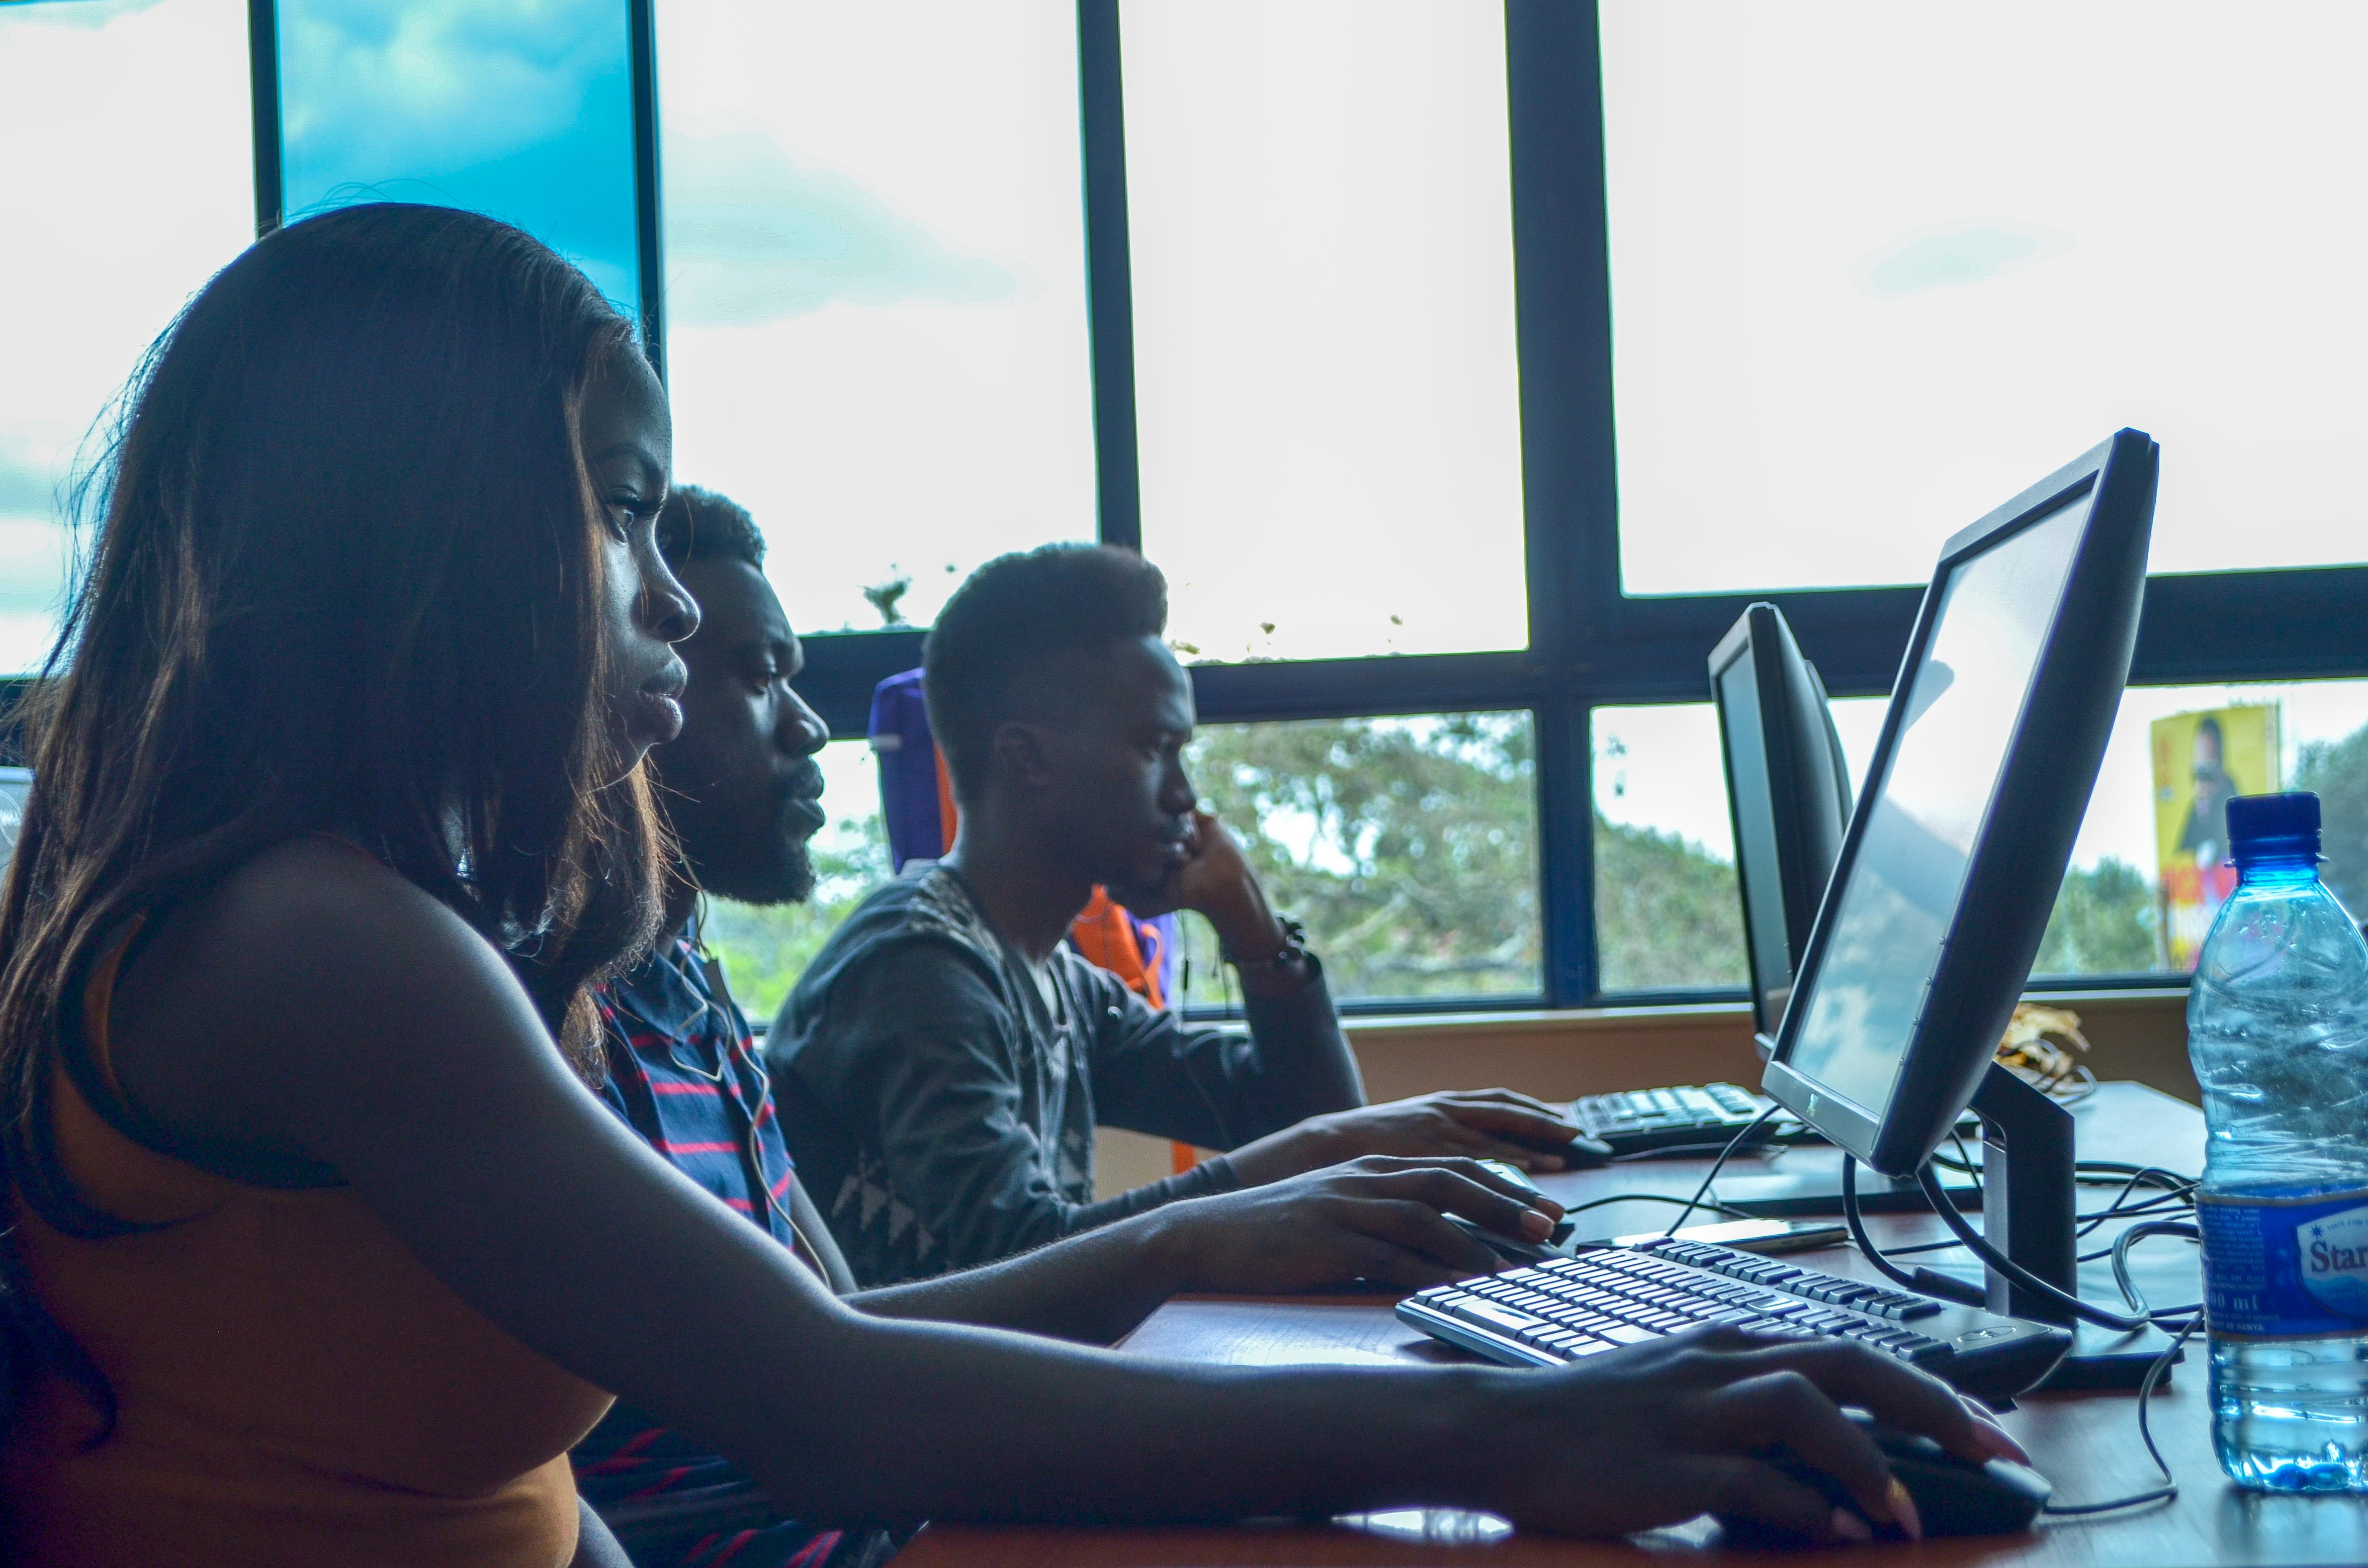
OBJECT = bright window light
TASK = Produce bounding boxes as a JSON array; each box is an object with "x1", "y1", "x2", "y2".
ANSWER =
[
  {"x1": 0, "y1": 0, "x2": 253, "y2": 676},
  {"x1": 1604, "y1": 1, "x2": 2368, "y2": 594},
  {"x1": 655, "y1": 0, "x2": 1098, "y2": 637},
  {"x1": 1122, "y1": 0, "x2": 1529, "y2": 663}
]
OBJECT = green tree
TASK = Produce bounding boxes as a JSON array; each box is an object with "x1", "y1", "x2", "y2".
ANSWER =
[
  {"x1": 2298, "y1": 721, "x2": 2368, "y2": 917},
  {"x1": 2030, "y1": 857, "x2": 2157, "y2": 975},
  {"x1": 698, "y1": 813, "x2": 893, "y2": 1027},
  {"x1": 1178, "y1": 714, "x2": 1541, "y2": 1001},
  {"x1": 1592, "y1": 817, "x2": 1748, "y2": 991}
]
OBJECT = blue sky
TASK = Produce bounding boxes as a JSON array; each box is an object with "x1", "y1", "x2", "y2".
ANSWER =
[{"x1": 280, "y1": 0, "x2": 641, "y2": 308}]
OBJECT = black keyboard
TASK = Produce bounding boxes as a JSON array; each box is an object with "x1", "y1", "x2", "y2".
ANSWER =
[
  {"x1": 1573, "y1": 1082, "x2": 1783, "y2": 1155},
  {"x1": 1397, "y1": 1237, "x2": 2069, "y2": 1405}
]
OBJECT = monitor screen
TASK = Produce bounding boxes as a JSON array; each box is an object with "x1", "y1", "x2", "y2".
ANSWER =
[{"x1": 1780, "y1": 498, "x2": 2087, "y2": 1116}]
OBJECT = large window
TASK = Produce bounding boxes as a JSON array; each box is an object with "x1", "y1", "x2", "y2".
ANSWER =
[
  {"x1": 1601, "y1": 1, "x2": 2368, "y2": 595},
  {"x1": 1596, "y1": 680, "x2": 2368, "y2": 993},
  {"x1": 656, "y1": 0, "x2": 1098, "y2": 638},
  {"x1": 18, "y1": 2, "x2": 2368, "y2": 1017},
  {"x1": 1121, "y1": 0, "x2": 1528, "y2": 663},
  {"x1": 2051, "y1": 679, "x2": 2368, "y2": 975},
  {"x1": 1590, "y1": 705, "x2": 1748, "y2": 994},
  {"x1": 0, "y1": 0, "x2": 253, "y2": 675}
]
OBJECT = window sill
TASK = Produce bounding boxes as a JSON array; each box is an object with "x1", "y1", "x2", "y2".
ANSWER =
[
  {"x1": 1330, "y1": 985, "x2": 2197, "y2": 1106},
  {"x1": 1335, "y1": 983, "x2": 2187, "y2": 1040}
]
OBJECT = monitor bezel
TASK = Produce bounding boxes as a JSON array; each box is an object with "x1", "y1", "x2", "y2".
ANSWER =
[
  {"x1": 1762, "y1": 430, "x2": 2157, "y2": 1175},
  {"x1": 1709, "y1": 603, "x2": 1826, "y2": 1039}
]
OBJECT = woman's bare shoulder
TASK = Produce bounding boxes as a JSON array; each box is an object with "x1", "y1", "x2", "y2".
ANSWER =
[
  {"x1": 107, "y1": 836, "x2": 538, "y2": 1168},
  {"x1": 123, "y1": 838, "x2": 497, "y2": 1017}
]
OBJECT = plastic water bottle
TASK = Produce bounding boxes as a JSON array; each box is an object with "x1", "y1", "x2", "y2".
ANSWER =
[{"x1": 2189, "y1": 792, "x2": 2368, "y2": 1492}]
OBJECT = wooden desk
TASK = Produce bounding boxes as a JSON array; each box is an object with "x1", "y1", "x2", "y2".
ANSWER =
[{"x1": 902, "y1": 1085, "x2": 2368, "y2": 1567}]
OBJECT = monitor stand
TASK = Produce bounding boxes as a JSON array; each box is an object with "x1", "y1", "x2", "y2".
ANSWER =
[{"x1": 1970, "y1": 1063, "x2": 2183, "y2": 1391}]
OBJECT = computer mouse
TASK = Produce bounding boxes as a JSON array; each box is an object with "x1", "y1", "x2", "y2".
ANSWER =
[
  {"x1": 1715, "y1": 1413, "x2": 2051, "y2": 1546},
  {"x1": 1454, "y1": 1163, "x2": 1576, "y2": 1263},
  {"x1": 1476, "y1": 1157, "x2": 1547, "y2": 1194},
  {"x1": 1444, "y1": 1212, "x2": 1566, "y2": 1265}
]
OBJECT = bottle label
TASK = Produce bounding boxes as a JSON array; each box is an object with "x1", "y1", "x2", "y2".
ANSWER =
[{"x1": 2198, "y1": 1188, "x2": 2368, "y2": 1338}]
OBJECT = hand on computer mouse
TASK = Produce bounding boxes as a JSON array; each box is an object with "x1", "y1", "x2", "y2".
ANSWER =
[
  {"x1": 1469, "y1": 1330, "x2": 2028, "y2": 1542},
  {"x1": 1717, "y1": 1410, "x2": 2051, "y2": 1545},
  {"x1": 1225, "y1": 1089, "x2": 1596, "y2": 1186}
]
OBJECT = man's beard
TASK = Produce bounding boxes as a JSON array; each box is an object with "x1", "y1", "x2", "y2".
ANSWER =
[{"x1": 670, "y1": 791, "x2": 819, "y2": 907}]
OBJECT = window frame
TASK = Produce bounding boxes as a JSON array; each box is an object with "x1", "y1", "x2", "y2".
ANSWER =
[{"x1": 200, "y1": 1, "x2": 2368, "y2": 1011}]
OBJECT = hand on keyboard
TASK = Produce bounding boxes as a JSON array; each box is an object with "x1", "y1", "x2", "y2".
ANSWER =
[
  {"x1": 1473, "y1": 1330, "x2": 2025, "y2": 1543},
  {"x1": 1145, "y1": 1155, "x2": 1565, "y2": 1293},
  {"x1": 1225, "y1": 1089, "x2": 1611, "y2": 1185}
]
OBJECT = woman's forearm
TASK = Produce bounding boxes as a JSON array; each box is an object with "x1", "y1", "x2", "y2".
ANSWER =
[
  {"x1": 848, "y1": 1206, "x2": 1191, "y2": 1344},
  {"x1": 744, "y1": 1309, "x2": 1498, "y2": 1528}
]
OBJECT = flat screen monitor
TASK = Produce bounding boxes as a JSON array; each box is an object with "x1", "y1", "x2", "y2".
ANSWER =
[
  {"x1": 1763, "y1": 430, "x2": 2157, "y2": 1176},
  {"x1": 1710, "y1": 604, "x2": 1853, "y2": 1041}
]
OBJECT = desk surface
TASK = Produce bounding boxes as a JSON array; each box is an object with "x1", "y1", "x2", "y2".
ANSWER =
[{"x1": 901, "y1": 1084, "x2": 2368, "y2": 1568}]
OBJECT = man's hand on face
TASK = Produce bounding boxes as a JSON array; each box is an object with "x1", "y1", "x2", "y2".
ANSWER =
[
  {"x1": 1125, "y1": 809, "x2": 1287, "y2": 957},
  {"x1": 1225, "y1": 1089, "x2": 1610, "y2": 1187}
]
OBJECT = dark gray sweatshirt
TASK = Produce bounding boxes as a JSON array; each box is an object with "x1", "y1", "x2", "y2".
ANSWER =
[{"x1": 766, "y1": 865, "x2": 1360, "y2": 1286}]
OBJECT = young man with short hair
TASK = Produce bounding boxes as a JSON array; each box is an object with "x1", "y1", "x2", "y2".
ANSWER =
[{"x1": 769, "y1": 542, "x2": 1598, "y2": 1288}]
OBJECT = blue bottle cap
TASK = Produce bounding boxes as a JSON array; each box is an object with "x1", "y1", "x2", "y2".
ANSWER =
[{"x1": 2226, "y1": 791, "x2": 2321, "y2": 865}]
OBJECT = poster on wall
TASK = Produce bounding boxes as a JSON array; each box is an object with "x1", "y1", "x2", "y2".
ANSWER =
[{"x1": 2154, "y1": 705, "x2": 2281, "y2": 970}]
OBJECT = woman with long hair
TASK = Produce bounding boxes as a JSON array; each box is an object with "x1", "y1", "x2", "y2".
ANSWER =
[{"x1": 0, "y1": 204, "x2": 2007, "y2": 1566}]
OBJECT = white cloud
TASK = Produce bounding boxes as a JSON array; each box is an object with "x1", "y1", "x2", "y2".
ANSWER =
[
  {"x1": 664, "y1": 128, "x2": 1015, "y2": 325},
  {"x1": 1856, "y1": 222, "x2": 2072, "y2": 298}
]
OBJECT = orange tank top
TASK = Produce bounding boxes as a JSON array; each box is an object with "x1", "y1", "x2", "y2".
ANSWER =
[{"x1": 1, "y1": 939, "x2": 616, "y2": 1567}]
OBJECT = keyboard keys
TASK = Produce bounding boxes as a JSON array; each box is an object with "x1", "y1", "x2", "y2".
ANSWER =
[
  {"x1": 1635, "y1": 1239, "x2": 1945, "y2": 1320},
  {"x1": 1454, "y1": 1300, "x2": 1547, "y2": 1335},
  {"x1": 1405, "y1": 1238, "x2": 2001, "y2": 1387}
]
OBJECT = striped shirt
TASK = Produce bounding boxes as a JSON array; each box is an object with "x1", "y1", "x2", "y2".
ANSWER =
[
  {"x1": 572, "y1": 924, "x2": 889, "y2": 1568},
  {"x1": 595, "y1": 927, "x2": 797, "y2": 1244}
]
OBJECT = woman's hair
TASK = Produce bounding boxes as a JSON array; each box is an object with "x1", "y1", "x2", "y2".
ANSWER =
[{"x1": 0, "y1": 203, "x2": 674, "y2": 1249}]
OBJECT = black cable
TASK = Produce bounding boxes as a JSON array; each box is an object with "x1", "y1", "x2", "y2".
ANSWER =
[
  {"x1": 1662, "y1": 1104, "x2": 1784, "y2": 1236},
  {"x1": 1913, "y1": 1165, "x2": 2155, "y2": 1331},
  {"x1": 2110, "y1": 1221, "x2": 2202, "y2": 1321},
  {"x1": 1839, "y1": 1156, "x2": 1929, "y2": 1293},
  {"x1": 1848, "y1": 1151, "x2": 2202, "y2": 1310},
  {"x1": 2038, "y1": 1222, "x2": 2205, "y2": 1517},
  {"x1": 2074, "y1": 1159, "x2": 2197, "y2": 1184},
  {"x1": 1950, "y1": 1127, "x2": 1982, "y2": 1189},
  {"x1": 2074, "y1": 1167, "x2": 2198, "y2": 1237},
  {"x1": 1844, "y1": 1151, "x2": 2205, "y2": 1518},
  {"x1": 2041, "y1": 1314, "x2": 2200, "y2": 1516}
]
